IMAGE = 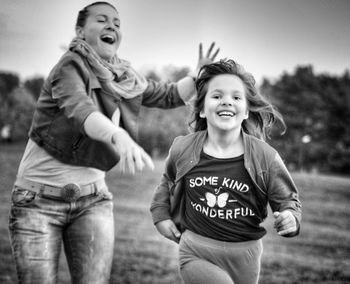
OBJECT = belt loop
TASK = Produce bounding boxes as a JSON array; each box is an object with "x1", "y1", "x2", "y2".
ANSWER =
[{"x1": 94, "y1": 182, "x2": 101, "y2": 195}]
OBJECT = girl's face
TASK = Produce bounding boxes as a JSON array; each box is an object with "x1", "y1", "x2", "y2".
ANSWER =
[
  {"x1": 76, "y1": 4, "x2": 121, "y2": 61},
  {"x1": 200, "y1": 74, "x2": 249, "y2": 134}
]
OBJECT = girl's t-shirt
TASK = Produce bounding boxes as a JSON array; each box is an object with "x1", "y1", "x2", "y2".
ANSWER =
[{"x1": 182, "y1": 151, "x2": 266, "y2": 242}]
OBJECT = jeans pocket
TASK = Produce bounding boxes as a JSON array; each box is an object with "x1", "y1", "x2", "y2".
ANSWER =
[{"x1": 12, "y1": 187, "x2": 37, "y2": 206}]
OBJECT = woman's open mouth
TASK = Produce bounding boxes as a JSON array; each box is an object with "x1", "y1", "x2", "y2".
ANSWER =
[{"x1": 100, "y1": 35, "x2": 115, "y2": 44}]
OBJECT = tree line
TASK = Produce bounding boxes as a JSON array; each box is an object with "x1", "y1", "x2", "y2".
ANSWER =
[{"x1": 0, "y1": 64, "x2": 349, "y2": 174}]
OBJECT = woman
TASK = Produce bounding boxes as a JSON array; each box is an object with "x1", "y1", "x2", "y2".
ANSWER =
[{"x1": 8, "y1": 2, "x2": 219, "y2": 283}]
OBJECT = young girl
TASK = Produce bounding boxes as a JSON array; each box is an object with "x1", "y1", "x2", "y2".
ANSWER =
[
  {"x1": 150, "y1": 59, "x2": 302, "y2": 284},
  {"x1": 8, "y1": 2, "x2": 219, "y2": 283}
]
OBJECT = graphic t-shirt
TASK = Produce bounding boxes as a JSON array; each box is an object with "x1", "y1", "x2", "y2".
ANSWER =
[{"x1": 182, "y1": 151, "x2": 266, "y2": 242}]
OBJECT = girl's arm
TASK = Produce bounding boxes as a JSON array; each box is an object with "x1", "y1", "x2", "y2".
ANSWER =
[
  {"x1": 150, "y1": 147, "x2": 181, "y2": 242},
  {"x1": 267, "y1": 153, "x2": 302, "y2": 237},
  {"x1": 150, "y1": 150, "x2": 176, "y2": 223}
]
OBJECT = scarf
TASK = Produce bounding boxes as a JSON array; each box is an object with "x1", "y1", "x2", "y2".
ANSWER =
[{"x1": 69, "y1": 38, "x2": 148, "y2": 100}]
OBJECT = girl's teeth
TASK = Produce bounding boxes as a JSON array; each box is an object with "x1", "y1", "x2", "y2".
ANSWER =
[{"x1": 219, "y1": 111, "x2": 233, "y2": 116}]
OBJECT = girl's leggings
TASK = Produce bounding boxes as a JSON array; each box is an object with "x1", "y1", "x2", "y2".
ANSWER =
[{"x1": 179, "y1": 230, "x2": 263, "y2": 284}]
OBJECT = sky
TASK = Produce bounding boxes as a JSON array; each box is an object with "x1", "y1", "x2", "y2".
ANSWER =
[{"x1": 1, "y1": 0, "x2": 349, "y2": 84}]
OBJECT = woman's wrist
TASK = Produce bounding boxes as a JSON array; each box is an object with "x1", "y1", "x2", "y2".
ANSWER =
[
  {"x1": 177, "y1": 76, "x2": 196, "y2": 105},
  {"x1": 187, "y1": 71, "x2": 197, "y2": 81}
]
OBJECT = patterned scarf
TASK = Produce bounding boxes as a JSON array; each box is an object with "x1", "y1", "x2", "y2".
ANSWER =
[{"x1": 69, "y1": 38, "x2": 147, "y2": 100}]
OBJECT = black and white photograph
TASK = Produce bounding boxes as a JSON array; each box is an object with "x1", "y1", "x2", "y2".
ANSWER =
[{"x1": 0, "y1": 0, "x2": 349, "y2": 283}]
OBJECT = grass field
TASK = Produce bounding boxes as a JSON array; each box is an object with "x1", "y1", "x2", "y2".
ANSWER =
[{"x1": 0, "y1": 142, "x2": 349, "y2": 284}]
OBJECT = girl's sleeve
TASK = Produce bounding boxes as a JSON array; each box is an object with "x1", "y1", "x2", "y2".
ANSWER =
[
  {"x1": 267, "y1": 153, "x2": 302, "y2": 232},
  {"x1": 150, "y1": 146, "x2": 176, "y2": 224}
]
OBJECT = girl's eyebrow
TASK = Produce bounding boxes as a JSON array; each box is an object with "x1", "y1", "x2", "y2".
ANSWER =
[
  {"x1": 209, "y1": 89, "x2": 244, "y2": 95},
  {"x1": 209, "y1": 88, "x2": 223, "y2": 93}
]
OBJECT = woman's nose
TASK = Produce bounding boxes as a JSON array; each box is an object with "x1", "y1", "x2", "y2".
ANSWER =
[
  {"x1": 105, "y1": 22, "x2": 116, "y2": 32},
  {"x1": 106, "y1": 26, "x2": 115, "y2": 32}
]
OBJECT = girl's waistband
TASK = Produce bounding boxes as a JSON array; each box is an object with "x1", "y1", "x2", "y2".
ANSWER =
[{"x1": 183, "y1": 229, "x2": 261, "y2": 249}]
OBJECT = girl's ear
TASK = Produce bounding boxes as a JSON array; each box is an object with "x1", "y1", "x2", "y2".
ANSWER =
[
  {"x1": 199, "y1": 111, "x2": 206, "y2": 118},
  {"x1": 244, "y1": 111, "x2": 249, "y2": 120},
  {"x1": 75, "y1": 26, "x2": 85, "y2": 39}
]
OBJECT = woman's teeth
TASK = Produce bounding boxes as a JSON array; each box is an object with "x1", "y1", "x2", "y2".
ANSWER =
[{"x1": 101, "y1": 35, "x2": 115, "y2": 44}]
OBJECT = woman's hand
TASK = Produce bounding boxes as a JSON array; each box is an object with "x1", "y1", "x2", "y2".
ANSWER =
[
  {"x1": 155, "y1": 219, "x2": 181, "y2": 243},
  {"x1": 195, "y1": 42, "x2": 220, "y2": 73},
  {"x1": 111, "y1": 128, "x2": 154, "y2": 175}
]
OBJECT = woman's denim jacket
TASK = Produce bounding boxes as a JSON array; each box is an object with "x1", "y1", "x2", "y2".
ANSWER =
[
  {"x1": 29, "y1": 51, "x2": 185, "y2": 171},
  {"x1": 150, "y1": 130, "x2": 302, "y2": 236}
]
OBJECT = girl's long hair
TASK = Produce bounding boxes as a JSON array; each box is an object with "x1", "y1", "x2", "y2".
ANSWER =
[{"x1": 190, "y1": 59, "x2": 285, "y2": 140}]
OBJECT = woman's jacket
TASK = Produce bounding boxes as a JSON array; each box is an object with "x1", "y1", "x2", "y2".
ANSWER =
[{"x1": 29, "y1": 51, "x2": 185, "y2": 171}]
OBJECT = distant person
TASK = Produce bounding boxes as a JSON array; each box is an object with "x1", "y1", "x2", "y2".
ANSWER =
[
  {"x1": 8, "y1": 1, "x2": 219, "y2": 283},
  {"x1": 150, "y1": 59, "x2": 302, "y2": 284}
]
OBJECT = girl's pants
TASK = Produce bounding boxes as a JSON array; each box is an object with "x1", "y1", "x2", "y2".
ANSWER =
[
  {"x1": 8, "y1": 185, "x2": 115, "y2": 284},
  {"x1": 179, "y1": 230, "x2": 263, "y2": 284}
]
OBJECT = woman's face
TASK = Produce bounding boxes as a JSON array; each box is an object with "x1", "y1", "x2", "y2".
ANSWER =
[
  {"x1": 76, "y1": 4, "x2": 121, "y2": 61},
  {"x1": 200, "y1": 74, "x2": 249, "y2": 134}
]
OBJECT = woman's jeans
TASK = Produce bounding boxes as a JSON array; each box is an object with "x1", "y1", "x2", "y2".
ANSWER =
[{"x1": 8, "y1": 186, "x2": 115, "y2": 284}]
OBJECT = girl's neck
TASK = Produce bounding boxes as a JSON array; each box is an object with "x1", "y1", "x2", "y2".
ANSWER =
[{"x1": 203, "y1": 127, "x2": 244, "y2": 158}]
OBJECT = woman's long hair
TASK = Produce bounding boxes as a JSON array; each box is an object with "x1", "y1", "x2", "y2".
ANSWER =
[{"x1": 190, "y1": 59, "x2": 285, "y2": 140}]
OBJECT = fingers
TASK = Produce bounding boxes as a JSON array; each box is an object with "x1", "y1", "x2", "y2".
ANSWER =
[
  {"x1": 125, "y1": 150, "x2": 136, "y2": 175},
  {"x1": 206, "y1": 42, "x2": 215, "y2": 58},
  {"x1": 118, "y1": 155, "x2": 126, "y2": 174},
  {"x1": 129, "y1": 147, "x2": 154, "y2": 173},
  {"x1": 196, "y1": 42, "x2": 220, "y2": 71},
  {"x1": 133, "y1": 149, "x2": 145, "y2": 172},
  {"x1": 277, "y1": 226, "x2": 297, "y2": 236},
  {"x1": 156, "y1": 220, "x2": 181, "y2": 243},
  {"x1": 275, "y1": 217, "x2": 295, "y2": 231},
  {"x1": 205, "y1": 42, "x2": 220, "y2": 60},
  {"x1": 198, "y1": 43, "x2": 203, "y2": 60},
  {"x1": 120, "y1": 148, "x2": 154, "y2": 174},
  {"x1": 113, "y1": 130, "x2": 154, "y2": 174},
  {"x1": 273, "y1": 211, "x2": 280, "y2": 219},
  {"x1": 170, "y1": 223, "x2": 181, "y2": 239},
  {"x1": 211, "y1": 47, "x2": 220, "y2": 61},
  {"x1": 273, "y1": 211, "x2": 297, "y2": 236},
  {"x1": 117, "y1": 146, "x2": 136, "y2": 175},
  {"x1": 141, "y1": 149, "x2": 155, "y2": 171}
]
